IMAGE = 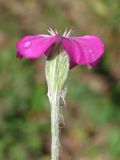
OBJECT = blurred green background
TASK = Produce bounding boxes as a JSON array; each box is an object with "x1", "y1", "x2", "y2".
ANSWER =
[{"x1": 0, "y1": 0, "x2": 120, "y2": 159}]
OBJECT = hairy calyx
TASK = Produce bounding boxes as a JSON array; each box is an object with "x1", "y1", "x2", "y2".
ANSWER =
[{"x1": 45, "y1": 51, "x2": 69, "y2": 160}]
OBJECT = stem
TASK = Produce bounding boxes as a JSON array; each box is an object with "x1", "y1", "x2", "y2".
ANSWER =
[
  {"x1": 50, "y1": 97, "x2": 60, "y2": 160},
  {"x1": 45, "y1": 51, "x2": 69, "y2": 160}
]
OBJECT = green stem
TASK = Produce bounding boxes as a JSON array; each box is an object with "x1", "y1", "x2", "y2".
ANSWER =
[{"x1": 45, "y1": 51, "x2": 69, "y2": 160}]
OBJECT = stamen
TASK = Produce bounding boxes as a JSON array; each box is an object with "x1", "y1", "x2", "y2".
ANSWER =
[
  {"x1": 48, "y1": 27, "x2": 56, "y2": 36},
  {"x1": 55, "y1": 29, "x2": 58, "y2": 34},
  {"x1": 48, "y1": 28, "x2": 72, "y2": 37},
  {"x1": 63, "y1": 28, "x2": 68, "y2": 37},
  {"x1": 62, "y1": 28, "x2": 72, "y2": 37},
  {"x1": 66, "y1": 29, "x2": 72, "y2": 37}
]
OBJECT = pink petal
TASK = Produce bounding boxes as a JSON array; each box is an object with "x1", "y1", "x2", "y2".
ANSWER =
[
  {"x1": 61, "y1": 35, "x2": 104, "y2": 68},
  {"x1": 69, "y1": 61, "x2": 77, "y2": 69},
  {"x1": 16, "y1": 34, "x2": 58, "y2": 58},
  {"x1": 87, "y1": 58, "x2": 101, "y2": 69}
]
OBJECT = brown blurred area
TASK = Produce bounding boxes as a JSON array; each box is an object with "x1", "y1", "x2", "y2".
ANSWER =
[{"x1": 0, "y1": 0, "x2": 120, "y2": 160}]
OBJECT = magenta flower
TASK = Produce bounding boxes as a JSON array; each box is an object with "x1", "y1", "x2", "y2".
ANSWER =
[
  {"x1": 16, "y1": 29, "x2": 105, "y2": 159},
  {"x1": 16, "y1": 29, "x2": 104, "y2": 68}
]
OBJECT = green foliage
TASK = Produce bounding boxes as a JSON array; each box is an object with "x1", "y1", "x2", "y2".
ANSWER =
[{"x1": 107, "y1": 128, "x2": 120, "y2": 159}]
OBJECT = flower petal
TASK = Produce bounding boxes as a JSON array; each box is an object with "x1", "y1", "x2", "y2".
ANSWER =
[
  {"x1": 87, "y1": 58, "x2": 101, "y2": 69},
  {"x1": 61, "y1": 35, "x2": 104, "y2": 68},
  {"x1": 16, "y1": 34, "x2": 58, "y2": 58},
  {"x1": 69, "y1": 61, "x2": 77, "y2": 69}
]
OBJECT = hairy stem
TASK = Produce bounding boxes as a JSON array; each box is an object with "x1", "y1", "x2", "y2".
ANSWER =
[
  {"x1": 50, "y1": 97, "x2": 60, "y2": 160},
  {"x1": 45, "y1": 51, "x2": 69, "y2": 160}
]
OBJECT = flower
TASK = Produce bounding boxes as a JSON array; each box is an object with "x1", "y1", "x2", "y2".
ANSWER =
[{"x1": 16, "y1": 28, "x2": 104, "y2": 69}]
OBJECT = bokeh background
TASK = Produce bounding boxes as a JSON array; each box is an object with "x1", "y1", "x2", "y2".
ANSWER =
[{"x1": 0, "y1": 0, "x2": 120, "y2": 159}]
